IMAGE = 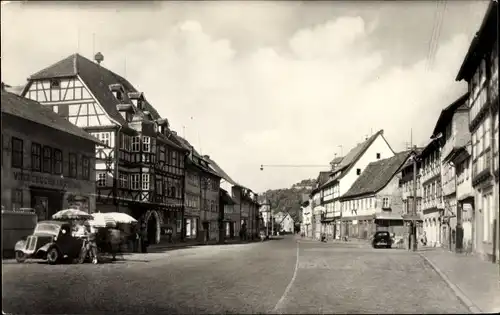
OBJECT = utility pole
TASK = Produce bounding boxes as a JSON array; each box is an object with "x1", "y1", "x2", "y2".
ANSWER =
[{"x1": 412, "y1": 149, "x2": 418, "y2": 252}]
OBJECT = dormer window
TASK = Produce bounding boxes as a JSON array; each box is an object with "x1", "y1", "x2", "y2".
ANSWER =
[{"x1": 109, "y1": 84, "x2": 125, "y2": 102}]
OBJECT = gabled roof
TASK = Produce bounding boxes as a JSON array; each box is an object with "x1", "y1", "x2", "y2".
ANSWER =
[
  {"x1": 330, "y1": 156, "x2": 343, "y2": 165},
  {"x1": 202, "y1": 156, "x2": 239, "y2": 187},
  {"x1": 456, "y1": 1, "x2": 497, "y2": 82},
  {"x1": 420, "y1": 138, "x2": 441, "y2": 159},
  {"x1": 25, "y1": 53, "x2": 162, "y2": 126},
  {"x1": 321, "y1": 130, "x2": 393, "y2": 188},
  {"x1": 1, "y1": 91, "x2": 101, "y2": 144},
  {"x1": 431, "y1": 93, "x2": 469, "y2": 138},
  {"x1": 311, "y1": 171, "x2": 331, "y2": 194},
  {"x1": 340, "y1": 151, "x2": 412, "y2": 199}
]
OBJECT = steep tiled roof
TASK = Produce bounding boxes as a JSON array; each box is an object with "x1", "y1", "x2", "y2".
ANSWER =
[
  {"x1": 321, "y1": 130, "x2": 393, "y2": 188},
  {"x1": 330, "y1": 156, "x2": 343, "y2": 165},
  {"x1": 26, "y1": 53, "x2": 162, "y2": 126},
  {"x1": 202, "y1": 156, "x2": 247, "y2": 188},
  {"x1": 1, "y1": 91, "x2": 101, "y2": 144},
  {"x1": 456, "y1": 0, "x2": 497, "y2": 81},
  {"x1": 431, "y1": 93, "x2": 469, "y2": 138},
  {"x1": 341, "y1": 151, "x2": 412, "y2": 199}
]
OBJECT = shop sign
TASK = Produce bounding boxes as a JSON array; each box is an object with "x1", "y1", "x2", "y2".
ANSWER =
[{"x1": 13, "y1": 171, "x2": 81, "y2": 189}]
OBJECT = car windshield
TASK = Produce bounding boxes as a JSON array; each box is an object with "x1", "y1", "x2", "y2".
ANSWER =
[
  {"x1": 376, "y1": 232, "x2": 389, "y2": 236},
  {"x1": 33, "y1": 223, "x2": 61, "y2": 235}
]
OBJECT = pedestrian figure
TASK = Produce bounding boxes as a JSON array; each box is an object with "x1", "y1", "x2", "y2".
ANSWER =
[{"x1": 140, "y1": 223, "x2": 148, "y2": 253}]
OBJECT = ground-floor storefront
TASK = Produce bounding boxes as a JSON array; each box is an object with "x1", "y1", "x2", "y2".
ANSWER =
[
  {"x1": 340, "y1": 214, "x2": 405, "y2": 239},
  {"x1": 423, "y1": 208, "x2": 441, "y2": 247},
  {"x1": 2, "y1": 170, "x2": 96, "y2": 221},
  {"x1": 472, "y1": 180, "x2": 498, "y2": 263}
]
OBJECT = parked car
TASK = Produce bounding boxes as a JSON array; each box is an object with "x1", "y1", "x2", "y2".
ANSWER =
[
  {"x1": 14, "y1": 220, "x2": 84, "y2": 264},
  {"x1": 371, "y1": 231, "x2": 393, "y2": 249}
]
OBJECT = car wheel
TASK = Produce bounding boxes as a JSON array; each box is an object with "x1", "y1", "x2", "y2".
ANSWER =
[
  {"x1": 15, "y1": 250, "x2": 27, "y2": 263},
  {"x1": 386, "y1": 245, "x2": 392, "y2": 249},
  {"x1": 47, "y1": 247, "x2": 60, "y2": 265}
]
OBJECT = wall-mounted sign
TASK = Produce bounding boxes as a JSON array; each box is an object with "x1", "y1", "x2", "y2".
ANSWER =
[{"x1": 13, "y1": 171, "x2": 82, "y2": 190}]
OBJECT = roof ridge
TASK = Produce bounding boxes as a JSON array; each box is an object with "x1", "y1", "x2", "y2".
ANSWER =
[{"x1": 29, "y1": 53, "x2": 78, "y2": 80}]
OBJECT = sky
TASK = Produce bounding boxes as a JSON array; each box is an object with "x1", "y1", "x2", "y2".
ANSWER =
[{"x1": 1, "y1": 0, "x2": 490, "y2": 193}]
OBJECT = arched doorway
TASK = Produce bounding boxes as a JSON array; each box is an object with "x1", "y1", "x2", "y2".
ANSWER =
[{"x1": 144, "y1": 210, "x2": 161, "y2": 245}]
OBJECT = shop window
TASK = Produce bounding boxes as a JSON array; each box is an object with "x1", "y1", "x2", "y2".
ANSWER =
[
  {"x1": 11, "y1": 189, "x2": 23, "y2": 210},
  {"x1": 11, "y1": 137, "x2": 23, "y2": 168},
  {"x1": 53, "y1": 149, "x2": 63, "y2": 175},
  {"x1": 69, "y1": 153, "x2": 77, "y2": 178},
  {"x1": 82, "y1": 156, "x2": 90, "y2": 179},
  {"x1": 31, "y1": 142, "x2": 41, "y2": 171}
]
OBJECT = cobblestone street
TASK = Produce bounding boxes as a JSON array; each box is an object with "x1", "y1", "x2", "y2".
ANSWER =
[{"x1": 2, "y1": 236, "x2": 474, "y2": 314}]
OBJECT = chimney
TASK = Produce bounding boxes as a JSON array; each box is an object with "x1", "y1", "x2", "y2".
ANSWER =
[
  {"x1": 171, "y1": 131, "x2": 177, "y2": 136},
  {"x1": 203, "y1": 155, "x2": 210, "y2": 160}
]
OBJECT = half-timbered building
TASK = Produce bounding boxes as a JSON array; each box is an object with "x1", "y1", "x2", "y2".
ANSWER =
[
  {"x1": 455, "y1": 0, "x2": 499, "y2": 263},
  {"x1": 20, "y1": 53, "x2": 188, "y2": 244},
  {"x1": 171, "y1": 135, "x2": 222, "y2": 242}
]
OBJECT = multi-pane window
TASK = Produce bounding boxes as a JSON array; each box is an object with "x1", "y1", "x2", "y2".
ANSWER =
[
  {"x1": 131, "y1": 174, "x2": 140, "y2": 190},
  {"x1": 31, "y1": 143, "x2": 41, "y2": 171},
  {"x1": 159, "y1": 145, "x2": 166, "y2": 162},
  {"x1": 142, "y1": 136, "x2": 151, "y2": 152},
  {"x1": 82, "y1": 156, "x2": 90, "y2": 180},
  {"x1": 97, "y1": 172, "x2": 107, "y2": 187},
  {"x1": 119, "y1": 173, "x2": 129, "y2": 188},
  {"x1": 42, "y1": 146, "x2": 52, "y2": 173},
  {"x1": 155, "y1": 177, "x2": 163, "y2": 195},
  {"x1": 141, "y1": 173, "x2": 150, "y2": 190},
  {"x1": 171, "y1": 151, "x2": 177, "y2": 167},
  {"x1": 53, "y1": 149, "x2": 63, "y2": 174},
  {"x1": 69, "y1": 153, "x2": 77, "y2": 178},
  {"x1": 120, "y1": 134, "x2": 130, "y2": 150},
  {"x1": 11, "y1": 189, "x2": 23, "y2": 210},
  {"x1": 131, "y1": 136, "x2": 141, "y2": 152},
  {"x1": 11, "y1": 137, "x2": 23, "y2": 168},
  {"x1": 382, "y1": 197, "x2": 390, "y2": 209},
  {"x1": 494, "y1": 113, "x2": 499, "y2": 171}
]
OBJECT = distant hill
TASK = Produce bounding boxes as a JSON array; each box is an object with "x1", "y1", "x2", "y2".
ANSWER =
[{"x1": 261, "y1": 179, "x2": 316, "y2": 223}]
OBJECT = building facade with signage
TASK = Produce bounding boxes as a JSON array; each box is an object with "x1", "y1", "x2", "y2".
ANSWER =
[
  {"x1": 20, "y1": 53, "x2": 188, "y2": 245},
  {"x1": 455, "y1": 1, "x2": 499, "y2": 263},
  {"x1": 1, "y1": 90, "x2": 100, "y2": 220}
]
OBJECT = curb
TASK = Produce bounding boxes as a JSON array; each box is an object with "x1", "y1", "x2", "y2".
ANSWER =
[{"x1": 419, "y1": 253, "x2": 483, "y2": 314}]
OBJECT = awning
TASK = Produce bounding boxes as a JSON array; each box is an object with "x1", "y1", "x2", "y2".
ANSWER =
[
  {"x1": 374, "y1": 212, "x2": 403, "y2": 221},
  {"x1": 321, "y1": 217, "x2": 335, "y2": 223},
  {"x1": 341, "y1": 215, "x2": 374, "y2": 222},
  {"x1": 402, "y1": 213, "x2": 424, "y2": 222}
]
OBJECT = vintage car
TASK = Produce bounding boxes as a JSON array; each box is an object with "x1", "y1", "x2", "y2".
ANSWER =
[{"x1": 14, "y1": 220, "x2": 84, "y2": 264}]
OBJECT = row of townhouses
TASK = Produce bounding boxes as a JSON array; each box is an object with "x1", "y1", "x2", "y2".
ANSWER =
[
  {"x1": 301, "y1": 1, "x2": 498, "y2": 264},
  {"x1": 1, "y1": 52, "x2": 260, "y2": 245}
]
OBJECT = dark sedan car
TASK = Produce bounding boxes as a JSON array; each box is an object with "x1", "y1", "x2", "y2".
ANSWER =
[
  {"x1": 371, "y1": 231, "x2": 393, "y2": 249},
  {"x1": 14, "y1": 220, "x2": 84, "y2": 264}
]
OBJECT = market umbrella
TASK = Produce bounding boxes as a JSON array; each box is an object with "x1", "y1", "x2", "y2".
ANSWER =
[
  {"x1": 52, "y1": 209, "x2": 93, "y2": 221},
  {"x1": 101, "y1": 212, "x2": 138, "y2": 224},
  {"x1": 91, "y1": 212, "x2": 118, "y2": 227}
]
